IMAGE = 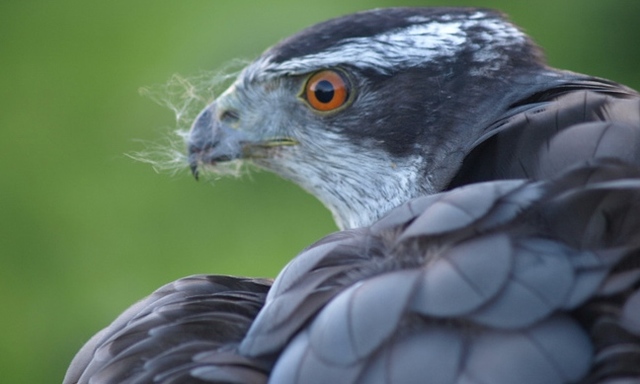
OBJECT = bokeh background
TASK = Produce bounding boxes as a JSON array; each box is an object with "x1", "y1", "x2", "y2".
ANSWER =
[{"x1": 1, "y1": 0, "x2": 638, "y2": 382}]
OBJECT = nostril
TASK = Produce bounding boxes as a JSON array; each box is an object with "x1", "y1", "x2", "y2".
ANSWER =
[{"x1": 219, "y1": 109, "x2": 240, "y2": 124}]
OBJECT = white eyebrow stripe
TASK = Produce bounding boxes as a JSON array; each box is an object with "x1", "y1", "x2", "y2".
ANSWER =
[{"x1": 247, "y1": 12, "x2": 526, "y2": 79}]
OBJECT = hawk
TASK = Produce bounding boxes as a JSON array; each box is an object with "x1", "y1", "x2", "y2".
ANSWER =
[{"x1": 65, "y1": 7, "x2": 640, "y2": 384}]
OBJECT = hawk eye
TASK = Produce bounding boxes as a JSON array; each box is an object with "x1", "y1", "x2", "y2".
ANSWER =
[{"x1": 304, "y1": 70, "x2": 350, "y2": 112}]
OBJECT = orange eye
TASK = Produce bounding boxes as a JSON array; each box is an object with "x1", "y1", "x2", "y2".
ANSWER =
[{"x1": 304, "y1": 70, "x2": 350, "y2": 112}]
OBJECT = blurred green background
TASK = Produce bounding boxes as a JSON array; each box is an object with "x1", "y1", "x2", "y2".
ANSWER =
[{"x1": 1, "y1": 0, "x2": 638, "y2": 382}]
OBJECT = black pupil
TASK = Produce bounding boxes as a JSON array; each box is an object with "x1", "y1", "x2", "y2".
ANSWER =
[{"x1": 314, "y1": 80, "x2": 335, "y2": 103}]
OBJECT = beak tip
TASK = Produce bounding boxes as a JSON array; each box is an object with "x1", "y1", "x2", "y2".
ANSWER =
[{"x1": 189, "y1": 162, "x2": 200, "y2": 181}]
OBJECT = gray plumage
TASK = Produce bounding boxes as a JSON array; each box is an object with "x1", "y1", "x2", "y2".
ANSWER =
[
  {"x1": 65, "y1": 7, "x2": 640, "y2": 384},
  {"x1": 64, "y1": 276, "x2": 271, "y2": 383},
  {"x1": 252, "y1": 161, "x2": 640, "y2": 383}
]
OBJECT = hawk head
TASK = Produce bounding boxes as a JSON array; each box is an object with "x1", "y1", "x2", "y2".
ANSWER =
[{"x1": 187, "y1": 7, "x2": 570, "y2": 229}]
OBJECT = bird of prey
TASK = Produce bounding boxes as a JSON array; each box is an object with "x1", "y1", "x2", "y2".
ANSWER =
[{"x1": 64, "y1": 7, "x2": 640, "y2": 384}]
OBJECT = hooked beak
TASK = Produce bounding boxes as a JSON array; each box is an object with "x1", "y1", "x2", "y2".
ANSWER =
[
  {"x1": 187, "y1": 104, "x2": 242, "y2": 180},
  {"x1": 187, "y1": 103, "x2": 297, "y2": 180}
]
